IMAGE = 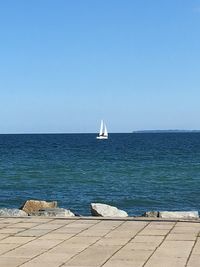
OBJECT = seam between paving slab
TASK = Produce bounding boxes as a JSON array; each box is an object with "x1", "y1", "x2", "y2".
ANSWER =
[
  {"x1": 58, "y1": 219, "x2": 127, "y2": 267},
  {"x1": 0, "y1": 218, "x2": 60, "y2": 255},
  {"x1": 1, "y1": 218, "x2": 81, "y2": 266},
  {"x1": 100, "y1": 220, "x2": 151, "y2": 267},
  {"x1": 185, "y1": 229, "x2": 200, "y2": 267},
  {"x1": 56, "y1": 219, "x2": 125, "y2": 267},
  {"x1": 0, "y1": 218, "x2": 56, "y2": 255},
  {"x1": 142, "y1": 221, "x2": 178, "y2": 267},
  {"x1": 0, "y1": 218, "x2": 41, "y2": 234},
  {"x1": 18, "y1": 218, "x2": 106, "y2": 267}
]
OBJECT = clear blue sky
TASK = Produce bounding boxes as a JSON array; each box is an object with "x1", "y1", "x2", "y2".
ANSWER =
[{"x1": 0, "y1": 0, "x2": 200, "y2": 133}]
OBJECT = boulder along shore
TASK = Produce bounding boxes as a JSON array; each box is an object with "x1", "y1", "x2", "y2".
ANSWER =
[{"x1": 0, "y1": 200, "x2": 199, "y2": 220}]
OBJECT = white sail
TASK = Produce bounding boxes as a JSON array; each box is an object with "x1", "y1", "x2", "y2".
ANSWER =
[
  {"x1": 99, "y1": 120, "x2": 103, "y2": 136},
  {"x1": 104, "y1": 124, "x2": 108, "y2": 137}
]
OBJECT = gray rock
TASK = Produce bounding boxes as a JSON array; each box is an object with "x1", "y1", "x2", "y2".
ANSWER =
[
  {"x1": 159, "y1": 211, "x2": 199, "y2": 219},
  {"x1": 91, "y1": 203, "x2": 128, "y2": 217},
  {"x1": 143, "y1": 211, "x2": 159, "y2": 218},
  {"x1": 29, "y1": 208, "x2": 75, "y2": 217},
  {"x1": 0, "y1": 208, "x2": 28, "y2": 217},
  {"x1": 21, "y1": 200, "x2": 57, "y2": 215}
]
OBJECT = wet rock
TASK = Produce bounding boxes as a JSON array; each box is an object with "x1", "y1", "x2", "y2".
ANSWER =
[
  {"x1": 0, "y1": 208, "x2": 28, "y2": 217},
  {"x1": 159, "y1": 211, "x2": 199, "y2": 219},
  {"x1": 74, "y1": 212, "x2": 82, "y2": 217},
  {"x1": 29, "y1": 208, "x2": 75, "y2": 217},
  {"x1": 142, "y1": 211, "x2": 159, "y2": 218},
  {"x1": 21, "y1": 200, "x2": 57, "y2": 215},
  {"x1": 91, "y1": 203, "x2": 128, "y2": 217}
]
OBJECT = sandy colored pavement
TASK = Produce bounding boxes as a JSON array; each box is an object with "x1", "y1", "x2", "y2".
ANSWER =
[{"x1": 0, "y1": 216, "x2": 200, "y2": 267}]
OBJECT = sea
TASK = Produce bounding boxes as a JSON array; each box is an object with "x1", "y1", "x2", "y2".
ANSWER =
[{"x1": 0, "y1": 133, "x2": 200, "y2": 216}]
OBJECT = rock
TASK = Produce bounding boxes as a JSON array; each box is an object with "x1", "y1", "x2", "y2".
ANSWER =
[
  {"x1": 0, "y1": 208, "x2": 28, "y2": 217},
  {"x1": 142, "y1": 211, "x2": 159, "y2": 218},
  {"x1": 159, "y1": 211, "x2": 199, "y2": 219},
  {"x1": 29, "y1": 208, "x2": 75, "y2": 217},
  {"x1": 74, "y1": 212, "x2": 82, "y2": 217},
  {"x1": 91, "y1": 203, "x2": 128, "y2": 217},
  {"x1": 21, "y1": 200, "x2": 57, "y2": 215}
]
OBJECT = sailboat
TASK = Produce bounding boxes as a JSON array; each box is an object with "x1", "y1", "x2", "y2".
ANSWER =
[{"x1": 96, "y1": 120, "x2": 108, "y2": 139}]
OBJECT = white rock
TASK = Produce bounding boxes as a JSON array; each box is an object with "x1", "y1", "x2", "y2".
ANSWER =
[
  {"x1": 91, "y1": 203, "x2": 128, "y2": 217},
  {"x1": 159, "y1": 211, "x2": 199, "y2": 219},
  {"x1": 0, "y1": 208, "x2": 28, "y2": 217}
]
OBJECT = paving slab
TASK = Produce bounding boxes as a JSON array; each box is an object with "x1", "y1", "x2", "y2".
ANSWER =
[
  {"x1": 0, "y1": 257, "x2": 29, "y2": 267},
  {"x1": 0, "y1": 217, "x2": 199, "y2": 266}
]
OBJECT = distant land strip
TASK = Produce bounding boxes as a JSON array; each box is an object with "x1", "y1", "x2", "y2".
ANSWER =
[{"x1": 132, "y1": 130, "x2": 200, "y2": 133}]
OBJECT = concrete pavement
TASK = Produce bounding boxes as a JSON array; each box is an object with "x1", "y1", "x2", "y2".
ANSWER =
[{"x1": 0, "y1": 217, "x2": 199, "y2": 267}]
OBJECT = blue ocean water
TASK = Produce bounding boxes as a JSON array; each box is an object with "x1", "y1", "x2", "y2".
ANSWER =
[{"x1": 0, "y1": 133, "x2": 200, "y2": 216}]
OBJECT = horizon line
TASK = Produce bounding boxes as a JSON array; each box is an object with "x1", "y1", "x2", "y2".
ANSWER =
[{"x1": 0, "y1": 129, "x2": 200, "y2": 135}]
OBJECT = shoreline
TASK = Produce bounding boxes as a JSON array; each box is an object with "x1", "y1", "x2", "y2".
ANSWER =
[{"x1": 0, "y1": 201, "x2": 199, "y2": 221}]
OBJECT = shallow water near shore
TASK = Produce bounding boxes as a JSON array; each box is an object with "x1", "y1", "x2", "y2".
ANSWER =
[{"x1": 0, "y1": 133, "x2": 200, "y2": 216}]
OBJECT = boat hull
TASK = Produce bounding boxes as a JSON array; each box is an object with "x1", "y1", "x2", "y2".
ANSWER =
[{"x1": 96, "y1": 136, "x2": 108, "y2": 139}]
